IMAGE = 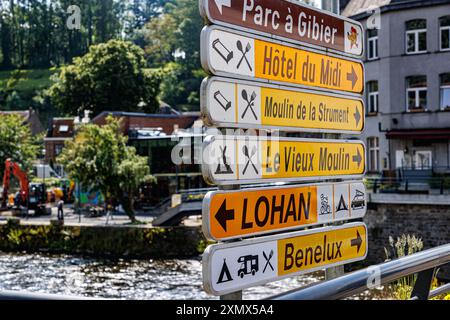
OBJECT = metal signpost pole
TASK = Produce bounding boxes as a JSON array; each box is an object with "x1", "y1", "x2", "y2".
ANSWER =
[
  {"x1": 322, "y1": 0, "x2": 345, "y2": 282},
  {"x1": 219, "y1": 183, "x2": 243, "y2": 301}
]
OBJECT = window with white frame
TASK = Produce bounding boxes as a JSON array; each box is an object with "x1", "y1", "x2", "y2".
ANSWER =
[
  {"x1": 406, "y1": 75, "x2": 427, "y2": 111},
  {"x1": 368, "y1": 137, "x2": 380, "y2": 172},
  {"x1": 406, "y1": 19, "x2": 427, "y2": 54},
  {"x1": 440, "y1": 73, "x2": 450, "y2": 110},
  {"x1": 367, "y1": 29, "x2": 379, "y2": 60},
  {"x1": 440, "y1": 16, "x2": 450, "y2": 51},
  {"x1": 367, "y1": 81, "x2": 379, "y2": 114}
]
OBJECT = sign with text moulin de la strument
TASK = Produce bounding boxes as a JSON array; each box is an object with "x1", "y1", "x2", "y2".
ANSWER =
[
  {"x1": 203, "y1": 222, "x2": 368, "y2": 296},
  {"x1": 200, "y1": 0, "x2": 364, "y2": 58},
  {"x1": 201, "y1": 77, "x2": 365, "y2": 133}
]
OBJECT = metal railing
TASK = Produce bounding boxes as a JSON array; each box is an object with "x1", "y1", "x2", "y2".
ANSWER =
[
  {"x1": 367, "y1": 177, "x2": 450, "y2": 195},
  {"x1": 270, "y1": 244, "x2": 450, "y2": 300},
  {"x1": 0, "y1": 291, "x2": 94, "y2": 300},
  {"x1": 1, "y1": 245, "x2": 449, "y2": 300}
]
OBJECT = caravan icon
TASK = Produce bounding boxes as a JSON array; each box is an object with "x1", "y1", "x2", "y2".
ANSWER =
[{"x1": 237, "y1": 255, "x2": 259, "y2": 278}]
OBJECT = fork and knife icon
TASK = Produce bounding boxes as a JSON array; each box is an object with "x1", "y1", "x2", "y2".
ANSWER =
[
  {"x1": 242, "y1": 145, "x2": 258, "y2": 175},
  {"x1": 236, "y1": 40, "x2": 253, "y2": 71},
  {"x1": 241, "y1": 89, "x2": 257, "y2": 120},
  {"x1": 263, "y1": 250, "x2": 274, "y2": 273}
]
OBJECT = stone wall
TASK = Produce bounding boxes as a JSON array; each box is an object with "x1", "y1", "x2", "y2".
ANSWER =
[
  {"x1": 364, "y1": 202, "x2": 450, "y2": 279},
  {"x1": 0, "y1": 219, "x2": 208, "y2": 259}
]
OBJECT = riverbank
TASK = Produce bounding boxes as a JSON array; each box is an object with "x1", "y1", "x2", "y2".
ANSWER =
[{"x1": 0, "y1": 218, "x2": 208, "y2": 259}]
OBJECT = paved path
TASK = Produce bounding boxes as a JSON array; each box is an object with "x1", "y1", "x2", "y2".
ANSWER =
[{"x1": 0, "y1": 206, "x2": 202, "y2": 228}]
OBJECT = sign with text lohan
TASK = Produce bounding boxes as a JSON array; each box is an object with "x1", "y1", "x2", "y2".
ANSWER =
[
  {"x1": 203, "y1": 222, "x2": 368, "y2": 296},
  {"x1": 201, "y1": 26, "x2": 364, "y2": 95},
  {"x1": 203, "y1": 181, "x2": 367, "y2": 241},
  {"x1": 199, "y1": 0, "x2": 364, "y2": 58},
  {"x1": 201, "y1": 77, "x2": 365, "y2": 134},
  {"x1": 202, "y1": 135, "x2": 366, "y2": 185}
]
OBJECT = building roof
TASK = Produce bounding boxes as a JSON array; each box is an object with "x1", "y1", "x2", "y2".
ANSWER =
[
  {"x1": 92, "y1": 111, "x2": 201, "y2": 136},
  {"x1": 0, "y1": 110, "x2": 32, "y2": 120},
  {"x1": 342, "y1": 0, "x2": 450, "y2": 19},
  {"x1": 342, "y1": 0, "x2": 390, "y2": 17},
  {"x1": 0, "y1": 109, "x2": 45, "y2": 135},
  {"x1": 46, "y1": 118, "x2": 75, "y2": 139}
]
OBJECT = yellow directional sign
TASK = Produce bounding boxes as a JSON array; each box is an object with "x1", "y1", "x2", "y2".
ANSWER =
[
  {"x1": 203, "y1": 181, "x2": 367, "y2": 241},
  {"x1": 277, "y1": 224, "x2": 367, "y2": 276},
  {"x1": 202, "y1": 77, "x2": 365, "y2": 133},
  {"x1": 203, "y1": 223, "x2": 367, "y2": 296},
  {"x1": 202, "y1": 136, "x2": 366, "y2": 185},
  {"x1": 201, "y1": 26, "x2": 365, "y2": 95}
]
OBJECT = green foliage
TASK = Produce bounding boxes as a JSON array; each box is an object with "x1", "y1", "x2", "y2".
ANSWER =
[
  {"x1": 429, "y1": 175, "x2": 450, "y2": 189},
  {"x1": 0, "y1": 0, "x2": 126, "y2": 69},
  {"x1": 48, "y1": 40, "x2": 162, "y2": 117},
  {"x1": 384, "y1": 235, "x2": 424, "y2": 300},
  {"x1": 0, "y1": 114, "x2": 40, "y2": 178},
  {"x1": 57, "y1": 116, "x2": 153, "y2": 222},
  {"x1": 31, "y1": 177, "x2": 63, "y2": 188},
  {"x1": 141, "y1": 0, "x2": 204, "y2": 109},
  {"x1": 0, "y1": 221, "x2": 205, "y2": 258},
  {"x1": 0, "y1": 69, "x2": 59, "y2": 125}
]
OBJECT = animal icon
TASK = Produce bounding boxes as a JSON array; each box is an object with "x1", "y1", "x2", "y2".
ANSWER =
[{"x1": 347, "y1": 26, "x2": 359, "y2": 48}]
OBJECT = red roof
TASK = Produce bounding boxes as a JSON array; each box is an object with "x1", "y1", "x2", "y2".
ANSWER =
[{"x1": 92, "y1": 111, "x2": 200, "y2": 136}]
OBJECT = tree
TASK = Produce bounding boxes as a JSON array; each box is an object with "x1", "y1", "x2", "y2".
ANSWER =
[
  {"x1": 0, "y1": 114, "x2": 40, "y2": 179},
  {"x1": 48, "y1": 39, "x2": 162, "y2": 117},
  {"x1": 58, "y1": 116, "x2": 154, "y2": 223},
  {"x1": 142, "y1": 0, "x2": 204, "y2": 109}
]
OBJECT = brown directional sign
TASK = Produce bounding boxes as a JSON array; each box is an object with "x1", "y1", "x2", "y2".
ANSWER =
[{"x1": 200, "y1": 0, "x2": 364, "y2": 58}]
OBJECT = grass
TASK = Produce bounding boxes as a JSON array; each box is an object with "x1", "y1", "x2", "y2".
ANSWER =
[{"x1": 0, "y1": 68, "x2": 58, "y2": 93}]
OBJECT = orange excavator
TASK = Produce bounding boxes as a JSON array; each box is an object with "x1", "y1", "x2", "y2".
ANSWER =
[{"x1": 1, "y1": 159, "x2": 50, "y2": 215}]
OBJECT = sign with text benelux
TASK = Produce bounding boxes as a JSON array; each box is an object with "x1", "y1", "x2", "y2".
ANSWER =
[
  {"x1": 201, "y1": 26, "x2": 364, "y2": 95},
  {"x1": 203, "y1": 222, "x2": 368, "y2": 296},
  {"x1": 203, "y1": 181, "x2": 367, "y2": 241},
  {"x1": 202, "y1": 135, "x2": 366, "y2": 185},
  {"x1": 201, "y1": 77, "x2": 365, "y2": 134},
  {"x1": 199, "y1": 0, "x2": 364, "y2": 58}
]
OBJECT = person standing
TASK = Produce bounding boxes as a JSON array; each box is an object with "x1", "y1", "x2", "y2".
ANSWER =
[{"x1": 57, "y1": 199, "x2": 64, "y2": 221}]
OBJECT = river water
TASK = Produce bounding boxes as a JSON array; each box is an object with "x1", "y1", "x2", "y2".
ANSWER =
[
  {"x1": 0, "y1": 252, "x2": 324, "y2": 300},
  {"x1": 0, "y1": 252, "x2": 391, "y2": 300}
]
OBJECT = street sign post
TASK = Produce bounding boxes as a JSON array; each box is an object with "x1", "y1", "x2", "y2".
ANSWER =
[
  {"x1": 201, "y1": 77, "x2": 365, "y2": 133},
  {"x1": 201, "y1": 26, "x2": 364, "y2": 95},
  {"x1": 199, "y1": 0, "x2": 368, "y2": 299},
  {"x1": 203, "y1": 222, "x2": 368, "y2": 296},
  {"x1": 202, "y1": 135, "x2": 366, "y2": 185},
  {"x1": 203, "y1": 181, "x2": 367, "y2": 241},
  {"x1": 199, "y1": 0, "x2": 364, "y2": 58}
]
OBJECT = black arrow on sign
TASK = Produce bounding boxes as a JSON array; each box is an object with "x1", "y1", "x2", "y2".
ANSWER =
[
  {"x1": 351, "y1": 230, "x2": 363, "y2": 253},
  {"x1": 347, "y1": 65, "x2": 358, "y2": 89},
  {"x1": 354, "y1": 107, "x2": 361, "y2": 128},
  {"x1": 353, "y1": 148, "x2": 362, "y2": 167},
  {"x1": 215, "y1": 200, "x2": 235, "y2": 232}
]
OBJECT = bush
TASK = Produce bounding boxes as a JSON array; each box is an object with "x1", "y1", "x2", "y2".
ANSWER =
[{"x1": 384, "y1": 234, "x2": 424, "y2": 300}]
